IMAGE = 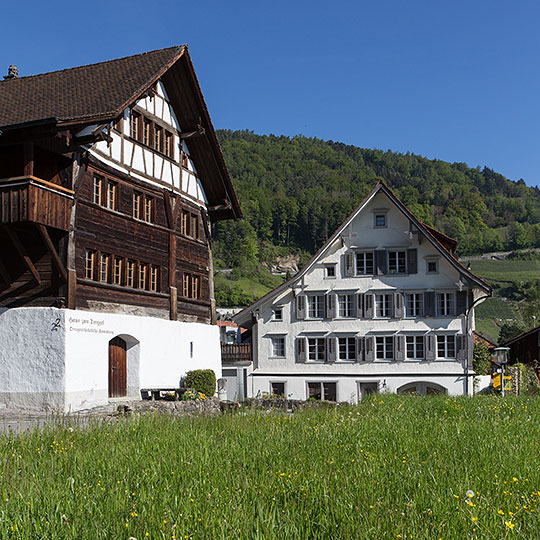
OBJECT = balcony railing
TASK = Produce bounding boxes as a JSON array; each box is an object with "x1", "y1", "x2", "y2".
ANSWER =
[
  {"x1": 221, "y1": 343, "x2": 252, "y2": 365},
  {"x1": 0, "y1": 176, "x2": 73, "y2": 231}
]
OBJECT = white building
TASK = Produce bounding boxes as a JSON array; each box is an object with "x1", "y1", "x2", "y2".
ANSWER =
[
  {"x1": 234, "y1": 182, "x2": 491, "y2": 401},
  {"x1": 0, "y1": 47, "x2": 241, "y2": 411}
]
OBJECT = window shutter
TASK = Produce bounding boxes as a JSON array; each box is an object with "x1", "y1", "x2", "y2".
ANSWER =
[
  {"x1": 467, "y1": 334, "x2": 474, "y2": 369},
  {"x1": 344, "y1": 252, "x2": 354, "y2": 277},
  {"x1": 425, "y1": 334, "x2": 436, "y2": 361},
  {"x1": 394, "y1": 335, "x2": 405, "y2": 361},
  {"x1": 407, "y1": 249, "x2": 417, "y2": 274},
  {"x1": 456, "y1": 291, "x2": 468, "y2": 316},
  {"x1": 326, "y1": 293, "x2": 336, "y2": 319},
  {"x1": 393, "y1": 292, "x2": 404, "y2": 318},
  {"x1": 295, "y1": 337, "x2": 306, "y2": 363},
  {"x1": 457, "y1": 335, "x2": 466, "y2": 361},
  {"x1": 424, "y1": 292, "x2": 435, "y2": 317},
  {"x1": 296, "y1": 295, "x2": 305, "y2": 320},
  {"x1": 364, "y1": 293, "x2": 374, "y2": 318},
  {"x1": 365, "y1": 336, "x2": 374, "y2": 362},
  {"x1": 357, "y1": 293, "x2": 364, "y2": 318},
  {"x1": 327, "y1": 337, "x2": 337, "y2": 362},
  {"x1": 356, "y1": 337, "x2": 364, "y2": 362},
  {"x1": 375, "y1": 250, "x2": 387, "y2": 275}
]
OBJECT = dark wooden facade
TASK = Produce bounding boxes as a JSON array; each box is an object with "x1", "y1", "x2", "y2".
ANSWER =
[{"x1": 0, "y1": 47, "x2": 241, "y2": 323}]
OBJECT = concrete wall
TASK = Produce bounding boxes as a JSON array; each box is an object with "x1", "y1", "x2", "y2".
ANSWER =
[{"x1": 0, "y1": 307, "x2": 66, "y2": 411}]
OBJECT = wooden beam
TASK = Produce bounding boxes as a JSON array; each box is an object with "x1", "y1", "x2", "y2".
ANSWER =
[
  {"x1": 169, "y1": 231, "x2": 177, "y2": 321},
  {"x1": 23, "y1": 142, "x2": 34, "y2": 177},
  {"x1": 67, "y1": 269, "x2": 77, "y2": 309},
  {"x1": 36, "y1": 224, "x2": 68, "y2": 282},
  {"x1": 163, "y1": 190, "x2": 180, "y2": 230},
  {"x1": 3, "y1": 226, "x2": 41, "y2": 285}
]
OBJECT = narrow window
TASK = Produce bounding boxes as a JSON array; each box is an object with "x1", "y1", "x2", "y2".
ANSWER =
[
  {"x1": 180, "y1": 210, "x2": 189, "y2": 236},
  {"x1": 190, "y1": 341, "x2": 194, "y2": 358},
  {"x1": 85, "y1": 250, "x2": 95, "y2": 280},
  {"x1": 190, "y1": 214, "x2": 199, "y2": 239},
  {"x1": 165, "y1": 131, "x2": 173, "y2": 158},
  {"x1": 143, "y1": 118, "x2": 152, "y2": 146},
  {"x1": 106, "y1": 181, "x2": 117, "y2": 210},
  {"x1": 133, "y1": 191, "x2": 142, "y2": 219},
  {"x1": 144, "y1": 197, "x2": 154, "y2": 223},
  {"x1": 192, "y1": 275, "x2": 200, "y2": 299},
  {"x1": 154, "y1": 126, "x2": 163, "y2": 153},
  {"x1": 93, "y1": 176, "x2": 102, "y2": 205},
  {"x1": 99, "y1": 253, "x2": 110, "y2": 282},
  {"x1": 182, "y1": 273, "x2": 190, "y2": 297},
  {"x1": 138, "y1": 263, "x2": 147, "y2": 289},
  {"x1": 113, "y1": 257, "x2": 123, "y2": 285},
  {"x1": 150, "y1": 265, "x2": 159, "y2": 292},
  {"x1": 126, "y1": 260, "x2": 136, "y2": 288},
  {"x1": 130, "y1": 111, "x2": 140, "y2": 140},
  {"x1": 181, "y1": 152, "x2": 189, "y2": 168}
]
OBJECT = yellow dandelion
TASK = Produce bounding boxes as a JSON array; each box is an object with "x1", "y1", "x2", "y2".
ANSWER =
[
  {"x1": 498, "y1": 509, "x2": 505, "y2": 515},
  {"x1": 472, "y1": 517, "x2": 478, "y2": 522},
  {"x1": 505, "y1": 521, "x2": 515, "y2": 529}
]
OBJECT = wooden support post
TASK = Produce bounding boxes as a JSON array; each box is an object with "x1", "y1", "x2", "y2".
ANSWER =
[
  {"x1": 3, "y1": 226, "x2": 41, "y2": 284},
  {"x1": 36, "y1": 224, "x2": 68, "y2": 282},
  {"x1": 169, "y1": 231, "x2": 177, "y2": 321},
  {"x1": 67, "y1": 269, "x2": 77, "y2": 309},
  {"x1": 23, "y1": 142, "x2": 34, "y2": 177}
]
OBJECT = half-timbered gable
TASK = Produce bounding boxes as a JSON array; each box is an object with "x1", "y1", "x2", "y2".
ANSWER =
[
  {"x1": 234, "y1": 182, "x2": 491, "y2": 401},
  {"x1": 0, "y1": 46, "x2": 241, "y2": 411}
]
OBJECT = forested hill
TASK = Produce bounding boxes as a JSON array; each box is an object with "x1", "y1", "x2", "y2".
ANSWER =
[{"x1": 213, "y1": 129, "x2": 540, "y2": 272}]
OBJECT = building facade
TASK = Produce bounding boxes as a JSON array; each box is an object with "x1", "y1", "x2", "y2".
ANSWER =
[
  {"x1": 234, "y1": 183, "x2": 491, "y2": 401},
  {"x1": 0, "y1": 46, "x2": 241, "y2": 411}
]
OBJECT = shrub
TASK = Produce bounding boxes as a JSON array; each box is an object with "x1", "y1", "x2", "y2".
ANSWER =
[
  {"x1": 472, "y1": 342, "x2": 491, "y2": 375},
  {"x1": 184, "y1": 369, "x2": 216, "y2": 397}
]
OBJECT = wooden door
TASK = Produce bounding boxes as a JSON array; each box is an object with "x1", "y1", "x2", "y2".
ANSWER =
[{"x1": 108, "y1": 337, "x2": 127, "y2": 398}]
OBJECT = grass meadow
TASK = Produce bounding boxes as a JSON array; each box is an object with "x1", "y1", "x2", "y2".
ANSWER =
[{"x1": 1, "y1": 395, "x2": 540, "y2": 539}]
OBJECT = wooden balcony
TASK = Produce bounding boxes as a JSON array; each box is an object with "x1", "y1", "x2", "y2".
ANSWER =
[
  {"x1": 0, "y1": 176, "x2": 73, "y2": 231},
  {"x1": 221, "y1": 343, "x2": 252, "y2": 365}
]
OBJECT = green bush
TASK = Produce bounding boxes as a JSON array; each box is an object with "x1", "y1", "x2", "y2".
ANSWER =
[
  {"x1": 184, "y1": 369, "x2": 216, "y2": 397},
  {"x1": 472, "y1": 342, "x2": 491, "y2": 375}
]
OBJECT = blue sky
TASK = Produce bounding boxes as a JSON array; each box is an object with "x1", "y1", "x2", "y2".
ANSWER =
[{"x1": 2, "y1": 0, "x2": 540, "y2": 186}]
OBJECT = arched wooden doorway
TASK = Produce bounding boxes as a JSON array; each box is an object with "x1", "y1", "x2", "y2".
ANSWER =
[
  {"x1": 109, "y1": 337, "x2": 127, "y2": 398},
  {"x1": 397, "y1": 382, "x2": 447, "y2": 396}
]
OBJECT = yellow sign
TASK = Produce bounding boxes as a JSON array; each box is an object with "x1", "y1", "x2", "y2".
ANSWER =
[
  {"x1": 493, "y1": 374, "x2": 501, "y2": 388},
  {"x1": 504, "y1": 376, "x2": 512, "y2": 380}
]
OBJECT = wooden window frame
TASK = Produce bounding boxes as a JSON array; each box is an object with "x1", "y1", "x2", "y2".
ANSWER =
[
  {"x1": 150, "y1": 265, "x2": 159, "y2": 292},
  {"x1": 138, "y1": 263, "x2": 147, "y2": 290},
  {"x1": 131, "y1": 111, "x2": 140, "y2": 140},
  {"x1": 106, "y1": 181, "x2": 118, "y2": 211},
  {"x1": 144, "y1": 196, "x2": 154, "y2": 223},
  {"x1": 99, "y1": 253, "x2": 110, "y2": 283},
  {"x1": 127, "y1": 260, "x2": 136, "y2": 288},
  {"x1": 85, "y1": 249, "x2": 95, "y2": 280},
  {"x1": 113, "y1": 257, "x2": 123, "y2": 286},
  {"x1": 93, "y1": 176, "x2": 102, "y2": 205}
]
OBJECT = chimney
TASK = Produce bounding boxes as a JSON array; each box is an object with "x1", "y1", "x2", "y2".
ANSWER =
[{"x1": 4, "y1": 65, "x2": 19, "y2": 80}]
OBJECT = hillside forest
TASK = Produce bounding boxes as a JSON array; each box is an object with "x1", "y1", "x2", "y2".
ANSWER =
[{"x1": 213, "y1": 130, "x2": 540, "y2": 341}]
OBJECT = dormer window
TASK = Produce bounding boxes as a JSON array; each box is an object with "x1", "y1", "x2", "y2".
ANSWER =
[{"x1": 325, "y1": 265, "x2": 336, "y2": 278}]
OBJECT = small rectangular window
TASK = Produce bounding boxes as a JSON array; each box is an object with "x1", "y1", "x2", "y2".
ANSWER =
[
  {"x1": 165, "y1": 131, "x2": 174, "y2": 158},
  {"x1": 154, "y1": 126, "x2": 163, "y2": 152},
  {"x1": 338, "y1": 294, "x2": 355, "y2": 318},
  {"x1": 143, "y1": 119, "x2": 152, "y2": 146},
  {"x1": 437, "y1": 335, "x2": 456, "y2": 358},
  {"x1": 144, "y1": 197, "x2": 154, "y2": 223},
  {"x1": 406, "y1": 336, "x2": 424, "y2": 359},
  {"x1": 113, "y1": 257, "x2": 123, "y2": 285},
  {"x1": 271, "y1": 337, "x2": 285, "y2": 357},
  {"x1": 325, "y1": 265, "x2": 336, "y2": 278},
  {"x1": 338, "y1": 337, "x2": 356, "y2": 361},
  {"x1": 271, "y1": 382, "x2": 285, "y2": 397},
  {"x1": 133, "y1": 191, "x2": 142, "y2": 219},
  {"x1": 307, "y1": 296, "x2": 325, "y2": 319},
  {"x1": 130, "y1": 111, "x2": 140, "y2": 140},
  {"x1": 138, "y1": 263, "x2": 147, "y2": 289},
  {"x1": 376, "y1": 336, "x2": 394, "y2": 360},
  {"x1": 307, "y1": 382, "x2": 336, "y2": 401},
  {"x1": 405, "y1": 293, "x2": 423, "y2": 317},
  {"x1": 181, "y1": 152, "x2": 189, "y2": 168},
  {"x1": 375, "y1": 214, "x2": 386, "y2": 228},
  {"x1": 436, "y1": 293, "x2": 455, "y2": 316},
  {"x1": 191, "y1": 214, "x2": 199, "y2": 239},
  {"x1": 150, "y1": 265, "x2": 159, "y2": 292},
  {"x1": 99, "y1": 253, "x2": 110, "y2": 283},
  {"x1": 272, "y1": 308, "x2": 283, "y2": 321},
  {"x1": 388, "y1": 251, "x2": 406, "y2": 274},
  {"x1": 93, "y1": 177, "x2": 102, "y2": 205},
  {"x1": 106, "y1": 181, "x2": 117, "y2": 211},
  {"x1": 127, "y1": 260, "x2": 136, "y2": 288},
  {"x1": 85, "y1": 250, "x2": 95, "y2": 280},
  {"x1": 308, "y1": 338, "x2": 326, "y2": 361},
  {"x1": 356, "y1": 252, "x2": 374, "y2": 275},
  {"x1": 375, "y1": 294, "x2": 393, "y2": 318},
  {"x1": 180, "y1": 210, "x2": 189, "y2": 236},
  {"x1": 427, "y1": 260, "x2": 438, "y2": 274}
]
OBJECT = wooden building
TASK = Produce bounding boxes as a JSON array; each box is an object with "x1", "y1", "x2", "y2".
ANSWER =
[{"x1": 0, "y1": 47, "x2": 241, "y2": 411}]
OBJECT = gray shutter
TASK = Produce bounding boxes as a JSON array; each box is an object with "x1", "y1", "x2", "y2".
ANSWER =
[
  {"x1": 357, "y1": 293, "x2": 364, "y2": 318},
  {"x1": 365, "y1": 336, "x2": 374, "y2": 362},
  {"x1": 424, "y1": 292, "x2": 435, "y2": 317},
  {"x1": 296, "y1": 295, "x2": 305, "y2": 320},
  {"x1": 375, "y1": 250, "x2": 387, "y2": 275},
  {"x1": 393, "y1": 292, "x2": 404, "y2": 318},
  {"x1": 456, "y1": 291, "x2": 468, "y2": 316},
  {"x1": 425, "y1": 334, "x2": 436, "y2": 361},
  {"x1": 394, "y1": 335, "x2": 405, "y2": 361},
  {"x1": 467, "y1": 333, "x2": 474, "y2": 369},
  {"x1": 327, "y1": 337, "x2": 337, "y2": 362},
  {"x1": 295, "y1": 337, "x2": 306, "y2": 363},
  {"x1": 326, "y1": 293, "x2": 336, "y2": 319},
  {"x1": 364, "y1": 293, "x2": 374, "y2": 318},
  {"x1": 356, "y1": 337, "x2": 364, "y2": 362},
  {"x1": 344, "y1": 252, "x2": 354, "y2": 277},
  {"x1": 457, "y1": 335, "x2": 466, "y2": 361},
  {"x1": 407, "y1": 249, "x2": 417, "y2": 274}
]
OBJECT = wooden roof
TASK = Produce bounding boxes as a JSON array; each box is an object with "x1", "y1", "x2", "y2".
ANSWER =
[{"x1": 0, "y1": 46, "x2": 242, "y2": 220}]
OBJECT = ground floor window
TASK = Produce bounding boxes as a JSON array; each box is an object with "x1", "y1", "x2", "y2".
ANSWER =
[
  {"x1": 307, "y1": 382, "x2": 337, "y2": 402},
  {"x1": 397, "y1": 382, "x2": 447, "y2": 395},
  {"x1": 358, "y1": 382, "x2": 379, "y2": 399},
  {"x1": 308, "y1": 338, "x2": 326, "y2": 362},
  {"x1": 270, "y1": 382, "x2": 285, "y2": 397}
]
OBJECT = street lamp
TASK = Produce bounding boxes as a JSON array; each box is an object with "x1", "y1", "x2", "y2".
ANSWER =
[{"x1": 492, "y1": 347, "x2": 510, "y2": 397}]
